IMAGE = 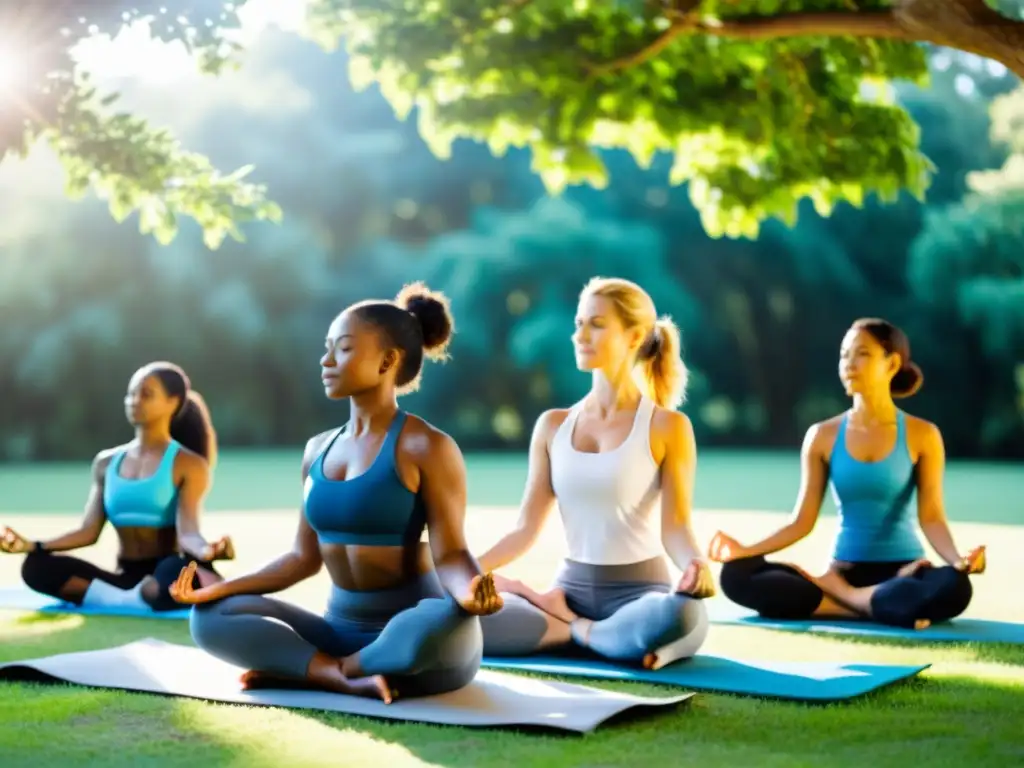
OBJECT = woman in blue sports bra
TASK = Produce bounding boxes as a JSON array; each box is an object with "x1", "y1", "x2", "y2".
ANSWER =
[
  {"x1": 0, "y1": 362, "x2": 234, "y2": 612},
  {"x1": 167, "y1": 283, "x2": 502, "y2": 703},
  {"x1": 707, "y1": 319, "x2": 985, "y2": 630}
]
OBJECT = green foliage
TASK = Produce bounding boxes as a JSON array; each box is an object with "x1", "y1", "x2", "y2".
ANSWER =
[
  {"x1": 1, "y1": 31, "x2": 1021, "y2": 459},
  {"x1": 0, "y1": 1, "x2": 279, "y2": 247},
  {"x1": 309, "y1": 0, "x2": 933, "y2": 238},
  {"x1": 909, "y1": 83, "x2": 1024, "y2": 451},
  {"x1": 967, "y1": 86, "x2": 1024, "y2": 196}
]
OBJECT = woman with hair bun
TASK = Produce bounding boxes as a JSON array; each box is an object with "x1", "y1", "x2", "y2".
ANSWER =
[
  {"x1": 171, "y1": 283, "x2": 502, "y2": 703},
  {"x1": 0, "y1": 362, "x2": 232, "y2": 612},
  {"x1": 476, "y1": 276, "x2": 712, "y2": 670},
  {"x1": 709, "y1": 319, "x2": 985, "y2": 630}
]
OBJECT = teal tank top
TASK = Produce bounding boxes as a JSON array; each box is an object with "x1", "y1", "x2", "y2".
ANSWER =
[
  {"x1": 303, "y1": 411, "x2": 428, "y2": 547},
  {"x1": 829, "y1": 411, "x2": 924, "y2": 562},
  {"x1": 103, "y1": 441, "x2": 181, "y2": 529}
]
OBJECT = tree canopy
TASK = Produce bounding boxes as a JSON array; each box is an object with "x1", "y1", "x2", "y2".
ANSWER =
[{"x1": 2, "y1": 0, "x2": 1022, "y2": 244}]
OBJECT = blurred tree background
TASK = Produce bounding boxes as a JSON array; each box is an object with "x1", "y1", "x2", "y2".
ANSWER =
[{"x1": 1, "y1": 4, "x2": 1022, "y2": 462}]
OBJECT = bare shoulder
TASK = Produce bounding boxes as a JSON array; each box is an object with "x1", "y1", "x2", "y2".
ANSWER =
[
  {"x1": 174, "y1": 445, "x2": 210, "y2": 472},
  {"x1": 534, "y1": 408, "x2": 571, "y2": 442},
  {"x1": 804, "y1": 416, "x2": 843, "y2": 457},
  {"x1": 903, "y1": 412, "x2": 943, "y2": 450},
  {"x1": 651, "y1": 406, "x2": 693, "y2": 438},
  {"x1": 92, "y1": 444, "x2": 129, "y2": 477},
  {"x1": 301, "y1": 429, "x2": 338, "y2": 474},
  {"x1": 401, "y1": 413, "x2": 461, "y2": 461}
]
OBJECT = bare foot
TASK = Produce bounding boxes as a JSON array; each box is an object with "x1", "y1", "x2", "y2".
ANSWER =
[
  {"x1": 571, "y1": 617, "x2": 594, "y2": 648},
  {"x1": 642, "y1": 653, "x2": 657, "y2": 670},
  {"x1": 533, "y1": 588, "x2": 577, "y2": 623},
  {"x1": 814, "y1": 569, "x2": 848, "y2": 594},
  {"x1": 491, "y1": 573, "x2": 523, "y2": 594},
  {"x1": 307, "y1": 654, "x2": 393, "y2": 703},
  {"x1": 914, "y1": 619, "x2": 931, "y2": 631},
  {"x1": 897, "y1": 558, "x2": 932, "y2": 578}
]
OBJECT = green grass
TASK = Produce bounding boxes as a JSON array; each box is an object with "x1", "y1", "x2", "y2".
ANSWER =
[
  {"x1": 3, "y1": 449, "x2": 1022, "y2": 523},
  {"x1": 1, "y1": 613, "x2": 1022, "y2": 767},
  {"x1": 1, "y1": 454, "x2": 1022, "y2": 766}
]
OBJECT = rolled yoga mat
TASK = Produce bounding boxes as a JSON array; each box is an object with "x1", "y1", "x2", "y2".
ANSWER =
[
  {"x1": 481, "y1": 653, "x2": 929, "y2": 702},
  {"x1": 0, "y1": 587, "x2": 191, "y2": 620},
  {"x1": 0, "y1": 639, "x2": 692, "y2": 734},
  {"x1": 706, "y1": 599, "x2": 1024, "y2": 644}
]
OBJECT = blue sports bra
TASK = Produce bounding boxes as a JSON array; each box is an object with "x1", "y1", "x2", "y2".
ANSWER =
[
  {"x1": 303, "y1": 411, "x2": 427, "y2": 547},
  {"x1": 829, "y1": 411, "x2": 924, "y2": 562},
  {"x1": 103, "y1": 441, "x2": 181, "y2": 529}
]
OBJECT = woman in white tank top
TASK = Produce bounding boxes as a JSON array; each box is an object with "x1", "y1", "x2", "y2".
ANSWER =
[{"x1": 476, "y1": 277, "x2": 713, "y2": 669}]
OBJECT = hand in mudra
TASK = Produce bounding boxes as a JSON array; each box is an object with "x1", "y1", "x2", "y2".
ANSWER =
[
  {"x1": 675, "y1": 559, "x2": 716, "y2": 600},
  {"x1": 168, "y1": 561, "x2": 217, "y2": 605},
  {"x1": 201, "y1": 535, "x2": 235, "y2": 562},
  {"x1": 958, "y1": 546, "x2": 986, "y2": 575},
  {"x1": 457, "y1": 573, "x2": 504, "y2": 616},
  {"x1": 0, "y1": 527, "x2": 32, "y2": 555},
  {"x1": 707, "y1": 531, "x2": 747, "y2": 563}
]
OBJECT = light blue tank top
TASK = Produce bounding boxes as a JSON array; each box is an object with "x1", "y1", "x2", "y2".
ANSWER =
[
  {"x1": 829, "y1": 411, "x2": 924, "y2": 562},
  {"x1": 303, "y1": 412, "x2": 427, "y2": 547},
  {"x1": 103, "y1": 441, "x2": 181, "y2": 529}
]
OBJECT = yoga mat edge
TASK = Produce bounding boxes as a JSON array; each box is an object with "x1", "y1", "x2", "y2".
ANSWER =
[
  {"x1": 706, "y1": 600, "x2": 1024, "y2": 645},
  {"x1": 480, "y1": 654, "x2": 931, "y2": 702},
  {"x1": 0, "y1": 639, "x2": 693, "y2": 733},
  {"x1": 0, "y1": 586, "x2": 190, "y2": 620}
]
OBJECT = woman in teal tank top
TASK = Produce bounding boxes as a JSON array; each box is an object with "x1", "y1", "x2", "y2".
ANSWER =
[
  {"x1": 707, "y1": 319, "x2": 986, "y2": 629},
  {"x1": 0, "y1": 363, "x2": 235, "y2": 612},
  {"x1": 168, "y1": 283, "x2": 502, "y2": 703}
]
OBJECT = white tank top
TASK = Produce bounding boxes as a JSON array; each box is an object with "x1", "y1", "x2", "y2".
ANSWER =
[{"x1": 549, "y1": 397, "x2": 664, "y2": 565}]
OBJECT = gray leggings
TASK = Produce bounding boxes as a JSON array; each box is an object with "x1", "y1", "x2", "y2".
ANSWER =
[
  {"x1": 190, "y1": 572, "x2": 483, "y2": 698},
  {"x1": 482, "y1": 557, "x2": 708, "y2": 667}
]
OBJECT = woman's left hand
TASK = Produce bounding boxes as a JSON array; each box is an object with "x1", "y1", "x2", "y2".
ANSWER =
[
  {"x1": 675, "y1": 559, "x2": 716, "y2": 599},
  {"x1": 456, "y1": 572, "x2": 504, "y2": 616},
  {"x1": 200, "y1": 535, "x2": 235, "y2": 562}
]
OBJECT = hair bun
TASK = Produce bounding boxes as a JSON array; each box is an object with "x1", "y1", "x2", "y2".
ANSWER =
[
  {"x1": 891, "y1": 361, "x2": 924, "y2": 399},
  {"x1": 395, "y1": 281, "x2": 454, "y2": 355}
]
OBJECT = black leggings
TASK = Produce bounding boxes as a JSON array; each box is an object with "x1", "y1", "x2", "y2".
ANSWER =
[
  {"x1": 21, "y1": 549, "x2": 215, "y2": 612},
  {"x1": 719, "y1": 555, "x2": 973, "y2": 628}
]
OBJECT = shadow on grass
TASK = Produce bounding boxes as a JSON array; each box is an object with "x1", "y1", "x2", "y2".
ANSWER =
[{"x1": 1, "y1": 616, "x2": 1023, "y2": 767}]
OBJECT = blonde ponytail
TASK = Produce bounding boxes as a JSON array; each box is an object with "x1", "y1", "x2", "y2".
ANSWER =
[{"x1": 637, "y1": 316, "x2": 688, "y2": 410}]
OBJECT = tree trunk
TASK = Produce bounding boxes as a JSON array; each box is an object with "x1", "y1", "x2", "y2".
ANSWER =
[{"x1": 895, "y1": 0, "x2": 1024, "y2": 77}]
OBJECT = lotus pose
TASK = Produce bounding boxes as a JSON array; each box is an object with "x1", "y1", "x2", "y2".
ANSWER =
[
  {"x1": 0, "y1": 362, "x2": 231, "y2": 612},
  {"x1": 710, "y1": 319, "x2": 984, "y2": 630},
  {"x1": 476, "y1": 277, "x2": 712, "y2": 670},
  {"x1": 170, "y1": 283, "x2": 502, "y2": 703}
]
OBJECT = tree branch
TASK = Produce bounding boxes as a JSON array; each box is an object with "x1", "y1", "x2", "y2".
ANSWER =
[{"x1": 589, "y1": 2, "x2": 1024, "y2": 78}]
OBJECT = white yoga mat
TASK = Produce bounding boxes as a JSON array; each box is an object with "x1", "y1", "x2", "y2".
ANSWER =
[{"x1": 0, "y1": 638, "x2": 692, "y2": 733}]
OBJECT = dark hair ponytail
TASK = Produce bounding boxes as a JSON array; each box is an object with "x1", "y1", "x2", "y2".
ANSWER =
[{"x1": 145, "y1": 362, "x2": 218, "y2": 468}]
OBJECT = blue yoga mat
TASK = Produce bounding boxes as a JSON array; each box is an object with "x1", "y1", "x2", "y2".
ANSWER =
[
  {"x1": 0, "y1": 587, "x2": 190, "y2": 620},
  {"x1": 706, "y1": 600, "x2": 1024, "y2": 644},
  {"x1": 481, "y1": 653, "x2": 928, "y2": 701}
]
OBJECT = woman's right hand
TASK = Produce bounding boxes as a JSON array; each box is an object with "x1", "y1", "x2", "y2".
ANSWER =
[
  {"x1": 707, "y1": 531, "x2": 749, "y2": 563},
  {"x1": 0, "y1": 527, "x2": 32, "y2": 555},
  {"x1": 957, "y1": 545, "x2": 986, "y2": 575},
  {"x1": 168, "y1": 561, "x2": 222, "y2": 605}
]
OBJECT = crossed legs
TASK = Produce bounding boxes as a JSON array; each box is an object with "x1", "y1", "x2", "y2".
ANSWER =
[{"x1": 482, "y1": 560, "x2": 709, "y2": 669}]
